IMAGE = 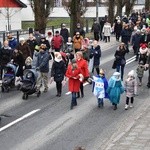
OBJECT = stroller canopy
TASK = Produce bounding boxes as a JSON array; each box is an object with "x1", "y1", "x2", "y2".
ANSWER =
[
  {"x1": 5, "y1": 63, "x2": 18, "y2": 75},
  {"x1": 23, "y1": 69, "x2": 38, "y2": 82}
]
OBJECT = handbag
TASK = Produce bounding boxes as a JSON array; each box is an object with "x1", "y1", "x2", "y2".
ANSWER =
[{"x1": 112, "y1": 59, "x2": 117, "y2": 69}]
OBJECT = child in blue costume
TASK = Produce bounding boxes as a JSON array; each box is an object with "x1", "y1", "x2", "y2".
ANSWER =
[
  {"x1": 107, "y1": 72, "x2": 124, "y2": 110},
  {"x1": 92, "y1": 69, "x2": 109, "y2": 108}
]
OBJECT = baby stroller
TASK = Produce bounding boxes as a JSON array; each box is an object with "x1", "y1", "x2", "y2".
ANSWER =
[
  {"x1": 1, "y1": 63, "x2": 18, "y2": 92},
  {"x1": 20, "y1": 69, "x2": 40, "y2": 100}
]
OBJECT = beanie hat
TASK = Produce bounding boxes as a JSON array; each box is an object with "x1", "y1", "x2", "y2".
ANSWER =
[{"x1": 100, "y1": 69, "x2": 105, "y2": 75}]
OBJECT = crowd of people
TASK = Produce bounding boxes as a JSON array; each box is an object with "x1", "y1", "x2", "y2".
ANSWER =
[{"x1": 0, "y1": 11, "x2": 150, "y2": 113}]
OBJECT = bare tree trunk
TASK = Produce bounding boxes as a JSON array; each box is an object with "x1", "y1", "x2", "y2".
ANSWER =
[
  {"x1": 108, "y1": 0, "x2": 115, "y2": 26},
  {"x1": 125, "y1": 0, "x2": 136, "y2": 17},
  {"x1": 145, "y1": 0, "x2": 150, "y2": 12},
  {"x1": 116, "y1": 0, "x2": 123, "y2": 17},
  {"x1": 29, "y1": 0, "x2": 54, "y2": 34}
]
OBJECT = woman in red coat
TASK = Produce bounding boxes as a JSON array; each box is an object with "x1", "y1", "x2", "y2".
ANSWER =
[
  {"x1": 65, "y1": 59, "x2": 83, "y2": 109},
  {"x1": 76, "y1": 51, "x2": 89, "y2": 98}
]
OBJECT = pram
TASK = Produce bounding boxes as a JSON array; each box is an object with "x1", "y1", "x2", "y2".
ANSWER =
[
  {"x1": 20, "y1": 69, "x2": 41, "y2": 100},
  {"x1": 1, "y1": 63, "x2": 18, "y2": 92}
]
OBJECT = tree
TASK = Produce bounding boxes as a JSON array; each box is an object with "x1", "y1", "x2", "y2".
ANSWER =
[
  {"x1": 62, "y1": 0, "x2": 88, "y2": 37},
  {"x1": 107, "y1": 0, "x2": 115, "y2": 25},
  {"x1": 115, "y1": 0, "x2": 126, "y2": 17},
  {"x1": 29, "y1": 0, "x2": 54, "y2": 34},
  {"x1": 145, "y1": 0, "x2": 150, "y2": 12},
  {"x1": 125, "y1": 0, "x2": 136, "y2": 17}
]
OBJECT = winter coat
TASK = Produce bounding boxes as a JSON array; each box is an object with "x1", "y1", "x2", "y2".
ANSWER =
[
  {"x1": 16, "y1": 43, "x2": 32, "y2": 61},
  {"x1": 36, "y1": 51, "x2": 49, "y2": 73},
  {"x1": 73, "y1": 36, "x2": 83, "y2": 50},
  {"x1": 136, "y1": 65, "x2": 145, "y2": 78},
  {"x1": 74, "y1": 28, "x2": 85, "y2": 37},
  {"x1": 27, "y1": 39, "x2": 38, "y2": 57},
  {"x1": 103, "y1": 24, "x2": 111, "y2": 36},
  {"x1": 51, "y1": 35, "x2": 63, "y2": 50},
  {"x1": 114, "y1": 47, "x2": 128, "y2": 65},
  {"x1": 0, "y1": 46, "x2": 12, "y2": 66},
  {"x1": 89, "y1": 45, "x2": 101, "y2": 67},
  {"x1": 114, "y1": 23, "x2": 122, "y2": 34},
  {"x1": 8, "y1": 37, "x2": 17, "y2": 49},
  {"x1": 107, "y1": 76, "x2": 124, "y2": 104},
  {"x1": 140, "y1": 34, "x2": 150, "y2": 44},
  {"x1": 51, "y1": 60, "x2": 66, "y2": 82},
  {"x1": 91, "y1": 22, "x2": 101, "y2": 33},
  {"x1": 76, "y1": 58, "x2": 89, "y2": 78},
  {"x1": 121, "y1": 28, "x2": 132, "y2": 44},
  {"x1": 11, "y1": 51, "x2": 24, "y2": 77},
  {"x1": 132, "y1": 33, "x2": 141, "y2": 48},
  {"x1": 60, "y1": 28, "x2": 69, "y2": 43},
  {"x1": 65, "y1": 64, "x2": 82, "y2": 92},
  {"x1": 124, "y1": 78, "x2": 137, "y2": 98}
]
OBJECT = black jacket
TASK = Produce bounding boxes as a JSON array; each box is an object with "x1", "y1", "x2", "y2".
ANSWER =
[
  {"x1": 60, "y1": 28, "x2": 69, "y2": 43},
  {"x1": 0, "y1": 46, "x2": 12, "y2": 66},
  {"x1": 91, "y1": 23, "x2": 101, "y2": 33},
  {"x1": 51, "y1": 60, "x2": 66, "y2": 82}
]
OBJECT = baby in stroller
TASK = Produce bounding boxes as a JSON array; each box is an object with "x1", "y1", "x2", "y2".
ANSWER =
[
  {"x1": 1, "y1": 63, "x2": 18, "y2": 92},
  {"x1": 20, "y1": 69, "x2": 40, "y2": 100}
]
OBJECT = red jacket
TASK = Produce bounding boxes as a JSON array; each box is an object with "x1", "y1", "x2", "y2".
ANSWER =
[
  {"x1": 52, "y1": 35, "x2": 63, "y2": 49},
  {"x1": 76, "y1": 58, "x2": 89, "y2": 78},
  {"x1": 65, "y1": 64, "x2": 81, "y2": 92}
]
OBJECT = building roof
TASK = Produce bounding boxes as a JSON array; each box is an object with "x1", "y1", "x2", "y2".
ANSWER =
[{"x1": 0, "y1": 0, "x2": 27, "y2": 8}]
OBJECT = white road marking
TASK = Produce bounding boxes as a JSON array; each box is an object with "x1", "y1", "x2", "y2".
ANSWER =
[{"x1": 0, "y1": 109, "x2": 40, "y2": 132}]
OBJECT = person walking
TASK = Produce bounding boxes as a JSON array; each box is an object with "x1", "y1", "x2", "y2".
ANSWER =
[
  {"x1": 132, "y1": 29, "x2": 141, "y2": 60},
  {"x1": 92, "y1": 69, "x2": 109, "y2": 108},
  {"x1": 114, "y1": 42, "x2": 129, "y2": 81},
  {"x1": 102, "y1": 21, "x2": 111, "y2": 42},
  {"x1": 145, "y1": 50, "x2": 150, "y2": 88},
  {"x1": 73, "y1": 32, "x2": 83, "y2": 53},
  {"x1": 60, "y1": 23, "x2": 69, "y2": 50},
  {"x1": 136, "y1": 61, "x2": 146, "y2": 86},
  {"x1": 65, "y1": 59, "x2": 83, "y2": 110},
  {"x1": 89, "y1": 40, "x2": 101, "y2": 75},
  {"x1": 124, "y1": 70, "x2": 137, "y2": 110},
  {"x1": 16, "y1": 37, "x2": 32, "y2": 64},
  {"x1": 0, "y1": 40, "x2": 12, "y2": 79},
  {"x1": 76, "y1": 51, "x2": 89, "y2": 98},
  {"x1": 11, "y1": 48, "x2": 24, "y2": 79},
  {"x1": 51, "y1": 31, "x2": 63, "y2": 52},
  {"x1": 50, "y1": 52, "x2": 66, "y2": 97},
  {"x1": 114, "y1": 20, "x2": 122, "y2": 41},
  {"x1": 91, "y1": 19, "x2": 101, "y2": 41},
  {"x1": 74, "y1": 23, "x2": 85, "y2": 38},
  {"x1": 27, "y1": 33, "x2": 38, "y2": 58},
  {"x1": 36, "y1": 44, "x2": 50, "y2": 93},
  {"x1": 107, "y1": 72, "x2": 124, "y2": 110}
]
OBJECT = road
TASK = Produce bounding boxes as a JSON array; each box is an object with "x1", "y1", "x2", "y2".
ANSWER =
[{"x1": 0, "y1": 37, "x2": 149, "y2": 150}]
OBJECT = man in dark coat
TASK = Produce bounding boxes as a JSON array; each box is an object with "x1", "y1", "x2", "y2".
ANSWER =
[
  {"x1": 114, "y1": 20, "x2": 122, "y2": 41},
  {"x1": 91, "y1": 19, "x2": 101, "y2": 41},
  {"x1": 99, "y1": 18, "x2": 105, "y2": 41},
  {"x1": 0, "y1": 40, "x2": 12, "y2": 79},
  {"x1": 74, "y1": 23, "x2": 85, "y2": 38},
  {"x1": 132, "y1": 30, "x2": 141, "y2": 60},
  {"x1": 60, "y1": 23, "x2": 69, "y2": 50}
]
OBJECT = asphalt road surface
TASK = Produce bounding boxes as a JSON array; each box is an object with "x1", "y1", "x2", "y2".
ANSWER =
[{"x1": 0, "y1": 40, "x2": 149, "y2": 150}]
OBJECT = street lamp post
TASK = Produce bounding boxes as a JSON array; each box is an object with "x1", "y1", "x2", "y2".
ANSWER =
[{"x1": 96, "y1": 0, "x2": 99, "y2": 21}]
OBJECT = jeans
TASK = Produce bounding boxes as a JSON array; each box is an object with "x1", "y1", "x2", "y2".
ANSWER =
[
  {"x1": 126, "y1": 97, "x2": 134, "y2": 105},
  {"x1": 71, "y1": 92, "x2": 77, "y2": 107},
  {"x1": 116, "y1": 64, "x2": 125, "y2": 80},
  {"x1": 56, "y1": 81, "x2": 62, "y2": 94}
]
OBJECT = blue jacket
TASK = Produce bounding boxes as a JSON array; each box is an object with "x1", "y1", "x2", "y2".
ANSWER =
[
  {"x1": 9, "y1": 37, "x2": 17, "y2": 49},
  {"x1": 132, "y1": 33, "x2": 141, "y2": 48},
  {"x1": 36, "y1": 51, "x2": 49, "y2": 73}
]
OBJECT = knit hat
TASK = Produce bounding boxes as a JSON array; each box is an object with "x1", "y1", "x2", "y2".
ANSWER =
[
  {"x1": 128, "y1": 70, "x2": 135, "y2": 77},
  {"x1": 140, "y1": 43, "x2": 147, "y2": 49},
  {"x1": 100, "y1": 69, "x2": 105, "y2": 75},
  {"x1": 19, "y1": 37, "x2": 25, "y2": 42}
]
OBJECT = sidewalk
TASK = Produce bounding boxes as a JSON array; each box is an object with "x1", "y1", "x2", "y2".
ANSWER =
[{"x1": 105, "y1": 106, "x2": 150, "y2": 150}]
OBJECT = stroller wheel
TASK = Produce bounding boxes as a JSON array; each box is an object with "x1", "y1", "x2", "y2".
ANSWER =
[
  {"x1": 6, "y1": 87, "x2": 10, "y2": 93},
  {"x1": 37, "y1": 91, "x2": 41, "y2": 97},
  {"x1": 1, "y1": 86, "x2": 4, "y2": 92},
  {"x1": 22, "y1": 93, "x2": 28, "y2": 100}
]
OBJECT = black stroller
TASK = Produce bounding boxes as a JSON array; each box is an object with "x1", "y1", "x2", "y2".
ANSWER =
[
  {"x1": 20, "y1": 69, "x2": 40, "y2": 100},
  {"x1": 1, "y1": 63, "x2": 18, "y2": 92}
]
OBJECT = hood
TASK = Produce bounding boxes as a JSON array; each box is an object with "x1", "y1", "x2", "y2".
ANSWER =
[{"x1": 139, "y1": 47, "x2": 148, "y2": 54}]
